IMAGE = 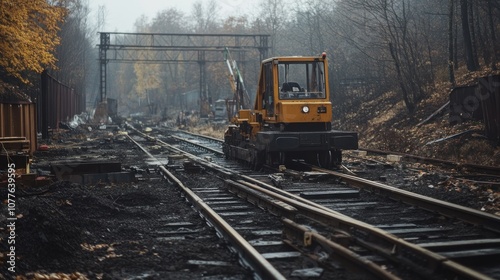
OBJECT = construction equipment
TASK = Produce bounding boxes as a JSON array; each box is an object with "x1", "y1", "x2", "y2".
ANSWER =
[
  {"x1": 224, "y1": 48, "x2": 250, "y2": 116},
  {"x1": 223, "y1": 52, "x2": 358, "y2": 169}
]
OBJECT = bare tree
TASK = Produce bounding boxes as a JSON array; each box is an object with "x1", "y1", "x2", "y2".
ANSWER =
[
  {"x1": 487, "y1": 0, "x2": 499, "y2": 69},
  {"x1": 292, "y1": 0, "x2": 328, "y2": 55},
  {"x1": 460, "y1": 0, "x2": 478, "y2": 71},
  {"x1": 334, "y1": 0, "x2": 433, "y2": 112},
  {"x1": 191, "y1": 0, "x2": 219, "y2": 32},
  {"x1": 151, "y1": 8, "x2": 187, "y2": 33},
  {"x1": 448, "y1": 0, "x2": 456, "y2": 85},
  {"x1": 97, "y1": 4, "x2": 107, "y2": 31},
  {"x1": 253, "y1": 0, "x2": 288, "y2": 56},
  {"x1": 54, "y1": 0, "x2": 97, "y2": 110}
]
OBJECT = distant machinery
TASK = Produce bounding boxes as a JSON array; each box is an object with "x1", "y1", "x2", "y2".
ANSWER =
[{"x1": 224, "y1": 47, "x2": 251, "y2": 113}]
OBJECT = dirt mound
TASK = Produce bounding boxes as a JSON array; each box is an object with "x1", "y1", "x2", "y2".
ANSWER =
[{"x1": 343, "y1": 70, "x2": 500, "y2": 166}]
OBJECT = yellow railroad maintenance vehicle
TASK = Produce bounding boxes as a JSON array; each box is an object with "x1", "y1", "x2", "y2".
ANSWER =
[{"x1": 223, "y1": 52, "x2": 358, "y2": 169}]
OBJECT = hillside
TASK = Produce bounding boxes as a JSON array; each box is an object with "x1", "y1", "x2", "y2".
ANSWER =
[
  {"x1": 187, "y1": 70, "x2": 500, "y2": 167},
  {"x1": 347, "y1": 69, "x2": 500, "y2": 167}
]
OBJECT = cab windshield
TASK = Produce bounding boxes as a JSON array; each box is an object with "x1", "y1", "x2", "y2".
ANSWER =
[{"x1": 278, "y1": 61, "x2": 326, "y2": 99}]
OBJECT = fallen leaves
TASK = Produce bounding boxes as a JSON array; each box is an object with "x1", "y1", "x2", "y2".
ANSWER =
[
  {"x1": 80, "y1": 243, "x2": 123, "y2": 261},
  {"x1": 16, "y1": 272, "x2": 88, "y2": 280},
  {"x1": 97, "y1": 251, "x2": 123, "y2": 262},
  {"x1": 57, "y1": 199, "x2": 72, "y2": 206},
  {"x1": 80, "y1": 243, "x2": 108, "y2": 252}
]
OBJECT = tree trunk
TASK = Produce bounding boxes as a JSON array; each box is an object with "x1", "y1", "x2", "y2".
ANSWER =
[
  {"x1": 468, "y1": 1, "x2": 478, "y2": 67},
  {"x1": 488, "y1": 0, "x2": 498, "y2": 69},
  {"x1": 475, "y1": 2, "x2": 490, "y2": 67},
  {"x1": 448, "y1": 0, "x2": 456, "y2": 85},
  {"x1": 454, "y1": 19, "x2": 459, "y2": 70},
  {"x1": 389, "y1": 43, "x2": 414, "y2": 113},
  {"x1": 460, "y1": 0, "x2": 478, "y2": 71}
]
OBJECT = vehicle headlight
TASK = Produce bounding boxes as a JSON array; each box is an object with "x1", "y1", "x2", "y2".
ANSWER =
[{"x1": 302, "y1": 106, "x2": 310, "y2": 113}]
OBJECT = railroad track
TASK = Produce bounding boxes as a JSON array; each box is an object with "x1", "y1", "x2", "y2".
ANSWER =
[
  {"x1": 126, "y1": 124, "x2": 500, "y2": 279},
  {"x1": 173, "y1": 128, "x2": 500, "y2": 216},
  {"x1": 358, "y1": 148, "x2": 500, "y2": 175}
]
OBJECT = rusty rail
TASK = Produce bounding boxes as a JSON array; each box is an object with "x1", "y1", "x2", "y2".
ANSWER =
[{"x1": 358, "y1": 147, "x2": 500, "y2": 174}]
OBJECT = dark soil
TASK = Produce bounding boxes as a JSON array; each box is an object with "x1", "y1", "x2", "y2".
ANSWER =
[{"x1": 0, "y1": 128, "x2": 250, "y2": 279}]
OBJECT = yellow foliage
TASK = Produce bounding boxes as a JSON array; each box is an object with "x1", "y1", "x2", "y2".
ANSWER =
[
  {"x1": 133, "y1": 63, "x2": 161, "y2": 99},
  {"x1": 0, "y1": 0, "x2": 66, "y2": 83}
]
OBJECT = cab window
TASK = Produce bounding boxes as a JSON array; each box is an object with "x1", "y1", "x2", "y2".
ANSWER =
[
  {"x1": 278, "y1": 61, "x2": 326, "y2": 99},
  {"x1": 262, "y1": 62, "x2": 274, "y2": 114}
]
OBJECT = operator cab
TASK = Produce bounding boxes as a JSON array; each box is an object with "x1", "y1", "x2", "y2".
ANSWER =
[
  {"x1": 256, "y1": 56, "x2": 331, "y2": 125},
  {"x1": 258, "y1": 56, "x2": 329, "y2": 120},
  {"x1": 278, "y1": 61, "x2": 326, "y2": 100}
]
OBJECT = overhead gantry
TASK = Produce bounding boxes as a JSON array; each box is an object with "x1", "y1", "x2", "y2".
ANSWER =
[{"x1": 97, "y1": 32, "x2": 270, "y2": 116}]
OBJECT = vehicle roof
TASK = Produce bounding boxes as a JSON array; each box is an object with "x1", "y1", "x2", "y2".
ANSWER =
[{"x1": 261, "y1": 55, "x2": 326, "y2": 64}]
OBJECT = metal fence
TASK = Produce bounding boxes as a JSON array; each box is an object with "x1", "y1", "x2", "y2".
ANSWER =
[
  {"x1": 39, "y1": 70, "x2": 84, "y2": 139},
  {"x1": 0, "y1": 102, "x2": 37, "y2": 156},
  {"x1": 478, "y1": 75, "x2": 500, "y2": 145}
]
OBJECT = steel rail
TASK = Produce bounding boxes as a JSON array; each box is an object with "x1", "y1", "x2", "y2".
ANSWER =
[
  {"x1": 281, "y1": 218, "x2": 401, "y2": 280},
  {"x1": 170, "y1": 134, "x2": 224, "y2": 156},
  {"x1": 310, "y1": 165, "x2": 500, "y2": 234},
  {"x1": 132, "y1": 128, "x2": 403, "y2": 278},
  {"x1": 125, "y1": 129, "x2": 286, "y2": 280},
  {"x1": 160, "y1": 129, "x2": 500, "y2": 233},
  {"x1": 225, "y1": 179, "x2": 400, "y2": 279},
  {"x1": 359, "y1": 147, "x2": 500, "y2": 174},
  {"x1": 226, "y1": 179, "x2": 493, "y2": 280},
  {"x1": 158, "y1": 166, "x2": 286, "y2": 280},
  {"x1": 173, "y1": 130, "x2": 225, "y2": 143},
  {"x1": 128, "y1": 125, "x2": 495, "y2": 279},
  {"x1": 129, "y1": 126, "x2": 402, "y2": 278}
]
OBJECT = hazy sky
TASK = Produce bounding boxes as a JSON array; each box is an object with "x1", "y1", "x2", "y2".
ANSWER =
[{"x1": 89, "y1": 0, "x2": 257, "y2": 32}]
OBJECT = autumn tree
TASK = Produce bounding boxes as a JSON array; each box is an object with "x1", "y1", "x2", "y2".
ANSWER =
[
  {"x1": 130, "y1": 17, "x2": 164, "y2": 114},
  {"x1": 0, "y1": 0, "x2": 66, "y2": 84},
  {"x1": 134, "y1": 62, "x2": 161, "y2": 111}
]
